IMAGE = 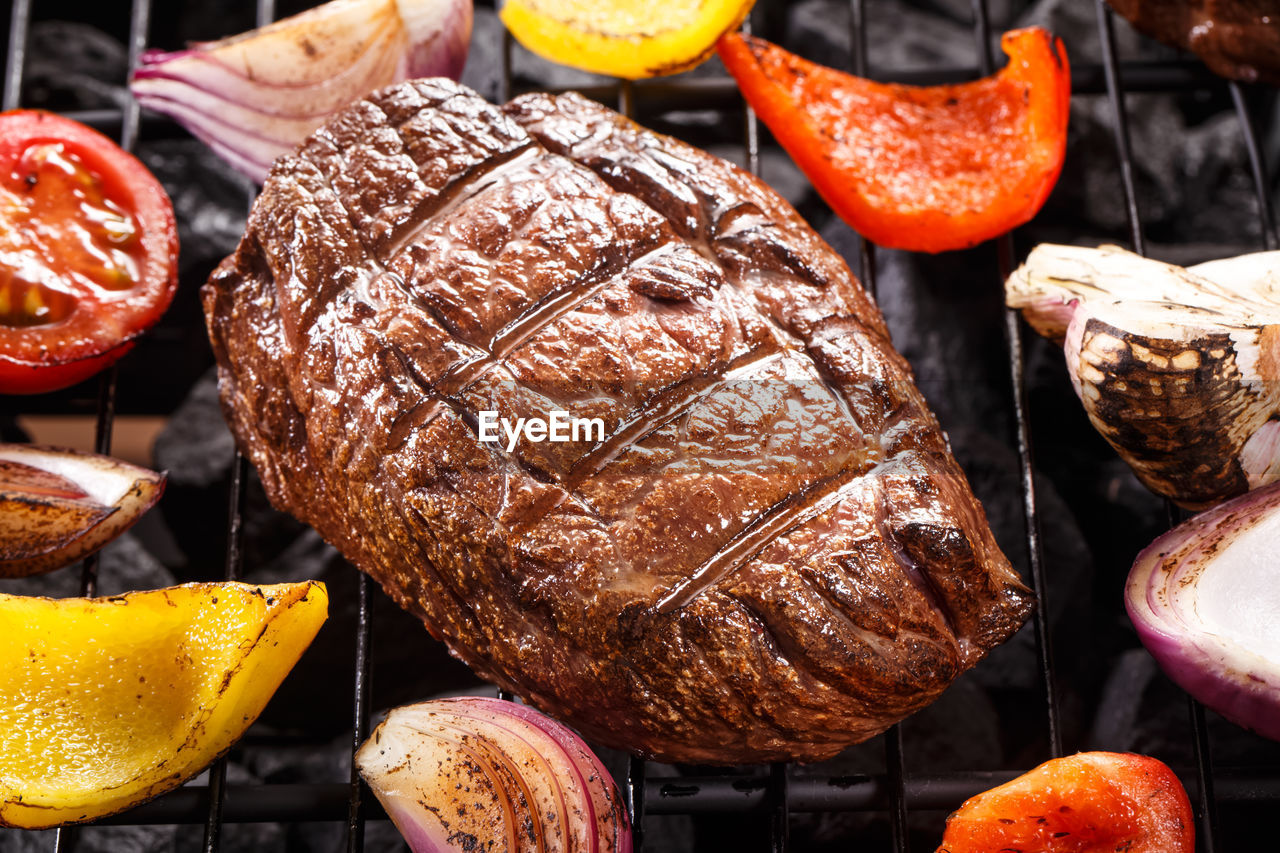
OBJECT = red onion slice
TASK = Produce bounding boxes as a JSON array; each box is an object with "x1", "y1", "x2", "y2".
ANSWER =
[
  {"x1": 0, "y1": 443, "x2": 165, "y2": 578},
  {"x1": 130, "y1": 0, "x2": 471, "y2": 183},
  {"x1": 355, "y1": 697, "x2": 632, "y2": 853},
  {"x1": 1126, "y1": 480, "x2": 1280, "y2": 741}
]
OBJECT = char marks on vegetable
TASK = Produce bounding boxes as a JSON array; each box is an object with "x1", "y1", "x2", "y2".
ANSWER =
[{"x1": 1007, "y1": 243, "x2": 1280, "y2": 509}]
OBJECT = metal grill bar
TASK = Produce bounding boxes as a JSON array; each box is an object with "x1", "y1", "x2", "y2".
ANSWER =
[
  {"x1": 1189, "y1": 697, "x2": 1221, "y2": 853},
  {"x1": 618, "y1": 78, "x2": 634, "y2": 120},
  {"x1": 847, "y1": 0, "x2": 877, "y2": 294},
  {"x1": 971, "y1": 0, "x2": 1064, "y2": 761},
  {"x1": 768, "y1": 762, "x2": 788, "y2": 852},
  {"x1": 1, "y1": 0, "x2": 27, "y2": 111},
  {"x1": 553, "y1": 60, "x2": 1220, "y2": 111},
  {"x1": 347, "y1": 574, "x2": 373, "y2": 853},
  {"x1": 884, "y1": 726, "x2": 909, "y2": 853},
  {"x1": 1230, "y1": 81, "x2": 1279, "y2": 250},
  {"x1": 78, "y1": 367, "x2": 118, "y2": 598},
  {"x1": 1093, "y1": 5, "x2": 1211, "y2": 847},
  {"x1": 736, "y1": 17, "x2": 789, "y2": 849},
  {"x1": 202, "y1": 453, "x2": 250, "y2": 853},
  {"x1": 1094, "y1": 1, "x2": 1147, "y2": 255},
  {"x1": 501, "y1": 29, "x2": 513, "y2": 103},
  {"x1": 28, "y1": 56, "x2": 1252, "y2": 140},
  {"x1": 626, "y1": 756, "x2": 647, "y2": 850},
  {"x1": 200, "y1": 135, "x2": 264, "y2": 849},
  {"x1": 200, "y1": 0, "x2": 276, "y2": 844},
  {"x1": 77, "y1": 0, "x2": 158, "y2": 592},
  {"x1": 87, "y1": 765, "x2": 1280, "y2": 824},
  {"x1": 839, "y1": 8, "x2": 902, "y2": 849},
  {"x1": 646, "y1": 768, "x2": 1280, "y2": 813}
]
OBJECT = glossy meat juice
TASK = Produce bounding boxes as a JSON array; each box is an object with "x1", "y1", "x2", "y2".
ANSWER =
[{"x1": 204, "y1": 79, "x2": 1033, "y2": 763}]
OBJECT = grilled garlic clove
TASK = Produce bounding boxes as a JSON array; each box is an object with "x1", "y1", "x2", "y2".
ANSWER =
[{"x1": 1006, "y1": 243, "x2": 1280, "y2": 510}]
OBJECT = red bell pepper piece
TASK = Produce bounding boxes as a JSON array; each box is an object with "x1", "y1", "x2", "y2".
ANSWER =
[
  {"x1": 936, "y1": 751, "x2": 1195, "y2": 853},
  {"x1": 717, "y1": 28, "x2": 1070, "y2": 254}
]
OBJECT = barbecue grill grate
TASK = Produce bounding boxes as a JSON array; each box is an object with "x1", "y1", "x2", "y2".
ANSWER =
[{"x1": 2, "y1": 0, "x2": 1278, "y2": 850}]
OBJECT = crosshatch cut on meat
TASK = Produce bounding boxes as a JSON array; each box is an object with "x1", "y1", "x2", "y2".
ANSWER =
[{"x1": 203, "y1": 79, "x2": 1034, "y2": 764}]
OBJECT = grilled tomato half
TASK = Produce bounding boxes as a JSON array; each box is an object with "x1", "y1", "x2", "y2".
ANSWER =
[
  {"x1": 0, "y1": 110, "x2": 178, "y2": 394},
  {"x1": 937, "y1": 751, "x2": 1195, "y2": 853}
]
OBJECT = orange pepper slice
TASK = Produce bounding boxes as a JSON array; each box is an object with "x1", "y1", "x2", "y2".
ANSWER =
[{"x1": 717, "y1": 28, "x2": 1070, "y2": 254}]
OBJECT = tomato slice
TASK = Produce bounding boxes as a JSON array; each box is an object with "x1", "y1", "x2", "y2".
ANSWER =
[
  {"x1": 0, "y1": 110, "x2": 178, "y2": 394},
  {"x1": 717, "y1": 28, "x2": 1070, "y2": 254},
  {"x1": 937, "y1": 752, "x2": 1195, "y2": 853}
]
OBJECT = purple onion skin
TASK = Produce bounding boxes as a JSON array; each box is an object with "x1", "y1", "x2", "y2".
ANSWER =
[
  {"x1": 403, "y1": 0, "x2": 471, "y2": 80},
  {"x1": 496, "y1": 700, "x2": 634, "y2": 853},
  {"x1": 1138, "y1": 624, "x2": 1280, "y2": 741},
  {"x1": 1126, "y1": 481, "x2": 1280, "y2": 742}
]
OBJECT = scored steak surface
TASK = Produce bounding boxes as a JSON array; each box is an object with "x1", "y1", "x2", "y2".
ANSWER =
[{"x1": 204, "y1": 79, "x2": 1033, "y2": 764}]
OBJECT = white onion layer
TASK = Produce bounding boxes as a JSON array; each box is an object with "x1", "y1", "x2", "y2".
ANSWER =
[
  {"x1": 0, "y1": 444, "x2": 166, "y2": 577},
  {"x1": 1126, "y1": 481, "x2": 1280, "y2": 741},
  {"x1": 0, "y1": 443, "x2": 148, "y2": 507}
]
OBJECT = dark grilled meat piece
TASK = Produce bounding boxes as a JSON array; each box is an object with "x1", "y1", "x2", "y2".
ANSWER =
[
  {"x1": 203, "y1": 79, "x2": 1033, "y2": 764},
  {"x1": 1108, "y1": 0, "x2": 1280, "y2": 85}
]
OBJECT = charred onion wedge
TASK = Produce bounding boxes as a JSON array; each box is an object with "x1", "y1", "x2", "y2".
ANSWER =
[
  {"x1": 357, "y1": 697, "x2": 632, "y2": 852},
  {"x1": 1006, "y1": 244, "x2": 1280, "y2": 509},
  {"x1": 0, "y1": 443, "x2": 165, "y2": 577}
]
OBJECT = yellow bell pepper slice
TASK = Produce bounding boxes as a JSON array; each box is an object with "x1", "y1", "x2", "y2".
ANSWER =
[
  {"x1": 501, "y1": 0, "x2": 756, "y2": 79},
  {"x1": 0, "y1": 581, "x2": 327, "y2": 828}
]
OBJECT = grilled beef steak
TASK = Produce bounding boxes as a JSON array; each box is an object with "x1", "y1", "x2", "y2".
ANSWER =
[
  {"x1": 203, "y1": 79, "x2": 1033, "y2": 763},
  {"x1": 1108, "y1": 0, "x2": 1280, "y2": 85}
]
